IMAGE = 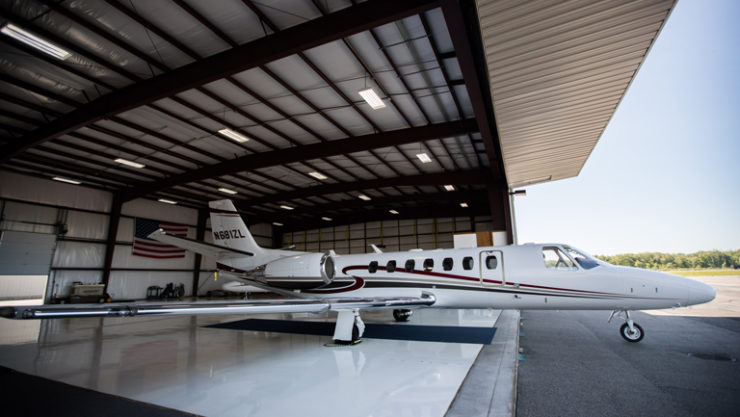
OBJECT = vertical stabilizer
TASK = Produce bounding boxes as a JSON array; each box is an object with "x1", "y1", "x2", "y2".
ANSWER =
[{"x1": 208, "y1": 200, "x2": 264, "y2": 256}]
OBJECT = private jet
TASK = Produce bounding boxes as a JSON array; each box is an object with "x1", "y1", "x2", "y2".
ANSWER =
[{"x1": 0, "y1": 199, "x2": 716, "y2": 344}]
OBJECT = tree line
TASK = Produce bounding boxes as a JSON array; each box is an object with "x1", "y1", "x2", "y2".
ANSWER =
[{"x1": 595, "y1": 250, "x2": 740, "y2": 270}]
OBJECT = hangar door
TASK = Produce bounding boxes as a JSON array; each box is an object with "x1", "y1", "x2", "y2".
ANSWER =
[{"x1": 0, "y1": 231, "x2": 56, "y2": 300}]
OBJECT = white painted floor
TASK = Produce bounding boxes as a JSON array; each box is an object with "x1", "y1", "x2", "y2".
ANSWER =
[{"x1": 0, "y1": 307, "x2": 501, "y2": 417}]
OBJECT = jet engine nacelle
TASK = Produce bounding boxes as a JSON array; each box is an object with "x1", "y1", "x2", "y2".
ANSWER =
[{"x1": 263, "y1": 252, "x2": 336, "y2": 284}]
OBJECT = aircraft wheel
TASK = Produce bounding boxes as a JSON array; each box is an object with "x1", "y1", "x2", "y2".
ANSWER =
[
  {"x1": 393, "y1": 309, "x2": 412, "y2": 322},
  {"x1": 620, "y1": 322, "x2": 644, "y2": 343}
]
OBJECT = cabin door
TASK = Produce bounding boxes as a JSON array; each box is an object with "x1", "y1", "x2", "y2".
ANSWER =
[{"x1": 479, "y1": 250, "x2": 504, "y2": 287}]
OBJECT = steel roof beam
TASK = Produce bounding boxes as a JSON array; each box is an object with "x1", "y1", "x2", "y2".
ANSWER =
[
  {"x1": 0, "y1": 0, "x2": 441, "y2": 162},
  {"x1": 245, "y1": 189, "x2": 485, "y2": 222},
  {"x1": 255, "y1": 197, "x2": 490, "y2": 231},
  {"x1": 237, "y1": 168, "x2": 495, "y2": 207},
  {"x1": 122, "y1": 118, "x2": 476, "y2": 201},
  {"x1": 440, "y1": 0, "x2": 505, "y2": 180}
]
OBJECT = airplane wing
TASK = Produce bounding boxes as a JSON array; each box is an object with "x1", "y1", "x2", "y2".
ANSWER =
[
  {"x1": 148, "y1": 229, "x2": 253, "y2": 260},
  {"x1": 0, "y1": 293, "x2": 436, "y2": 320}
]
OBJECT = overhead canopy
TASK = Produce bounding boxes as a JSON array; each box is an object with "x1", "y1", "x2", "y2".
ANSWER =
[
  {"x1": 477, "y1": 0, "x2": 675, "y2": 187},
  {"x1": 0, "y1": 0, "x2": 675, "y2": 231}
]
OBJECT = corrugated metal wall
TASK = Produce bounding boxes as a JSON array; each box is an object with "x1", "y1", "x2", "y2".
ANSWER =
[{"x1": 283, "y1": 216, "x2": 494, "y2": 254}]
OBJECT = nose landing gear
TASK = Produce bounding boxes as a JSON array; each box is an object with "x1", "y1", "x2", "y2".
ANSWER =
[{"x1": 609, "y1": 310, "x2": 644, "y2": 343}]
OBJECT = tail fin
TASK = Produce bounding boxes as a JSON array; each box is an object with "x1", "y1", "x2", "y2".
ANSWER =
[{"x1": 208, "y1": 199, "x2": 264, "y2": 256}]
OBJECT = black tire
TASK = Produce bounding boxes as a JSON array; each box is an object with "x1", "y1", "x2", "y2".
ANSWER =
[
  {"x1": 620, "y1": 322, "x2": 644, "y2": 343},
  {"x1": 393, "y1": 309, "x2": 412, "y2": 322}
]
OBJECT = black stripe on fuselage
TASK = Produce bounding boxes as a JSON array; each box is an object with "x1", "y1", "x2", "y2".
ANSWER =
[{"x1": 264, "y1": 278, "x2": 652, "y2": 300}]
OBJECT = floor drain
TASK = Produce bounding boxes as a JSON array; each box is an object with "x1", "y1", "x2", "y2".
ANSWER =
[{"x1": 687, "y1": 353, "x2": 737, "y2": 362}]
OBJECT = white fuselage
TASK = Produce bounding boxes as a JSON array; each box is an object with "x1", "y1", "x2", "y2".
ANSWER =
[{"x1": 220, "y1": 243, "x2": 716, "y2": 311}]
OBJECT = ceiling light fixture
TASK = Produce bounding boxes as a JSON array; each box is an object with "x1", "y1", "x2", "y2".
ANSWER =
[
  {"x1": 308, "y1": 171, "x2": 328, "y2": 180},
  {"x1": 114, "y1": 158, "x2": 145, "y2": 168},
  {"x1": 460, "y1": 202, "x2": 469, "y2": 208},
  {"x1": 358, "y1": 194, "x2": 371, "y2": 201},
  {"x1": 321, "y1": 217, "x2": 332, "y2": 221},
  {"x1": 1, "y1": 24, "x2": 71, "y2": 60},
  {"x1": 389, "y1": 209, "x2": 399, "y2": 215},
  {"x1": 280, "y1": 205, "x2": 294, "y2": 211},
  {"x1": 272, "y1": 222, "x2": 284, "y2": 227},
  {"x1": 358, "y1": 88, "x2": 386, "y2": 110},
  {"x1": 444, "y1": 185, "x2": 455, "y2": 191},
  {"x1": 218, "y1": 128, "x2": 249, "y2": 143},
  {"x1": 218, "y1": 187, "x2": 237, "y2": 195},
  {"x1": 416, "y1": 153, "x2": 432, "y2": 163},
  {"x1": 52, "y1": 177, "x2": 81, "y2": 185},
  {"x1": 158, "y1": 199, "x2": 177, "y2": 205}
]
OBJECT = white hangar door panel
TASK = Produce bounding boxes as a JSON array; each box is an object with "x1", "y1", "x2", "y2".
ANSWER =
[{"x1": 0, "y1": 231, "x2": 55, "y2": 300}]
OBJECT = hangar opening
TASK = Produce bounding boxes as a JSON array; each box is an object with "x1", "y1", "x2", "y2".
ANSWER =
[{"x1": 0, "y1": 0, "x2": 678, "y2": 415}]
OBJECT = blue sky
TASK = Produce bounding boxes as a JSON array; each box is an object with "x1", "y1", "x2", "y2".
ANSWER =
[{"x1": 513, "y1": 0, "x2": 740, "y2": 255}]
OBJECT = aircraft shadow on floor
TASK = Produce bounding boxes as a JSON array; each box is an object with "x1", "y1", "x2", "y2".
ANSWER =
[{"x1": 206, "y1": 319, "x2": 497, "y2": 344}]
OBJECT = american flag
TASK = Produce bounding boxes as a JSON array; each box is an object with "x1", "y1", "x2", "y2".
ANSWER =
[{"x1": 133, "y1": 218, "x2": 188, "y2": 259}]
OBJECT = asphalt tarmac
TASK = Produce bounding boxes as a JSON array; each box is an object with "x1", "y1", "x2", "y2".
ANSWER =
[{"x1": 517, "y1": 277, "x2": 740, "y2": 417}]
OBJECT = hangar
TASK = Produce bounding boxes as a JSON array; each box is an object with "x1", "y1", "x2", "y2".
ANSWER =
[{"x1": 0, "y1": 0, "x2": 675, "y2": 416}]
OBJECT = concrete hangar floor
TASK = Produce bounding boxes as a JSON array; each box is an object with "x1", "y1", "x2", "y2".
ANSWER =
[
  {"x1": 1, "y1": 279, "x2": 738, "y2": 417},
  {"x1": 0, "y1": 307, "x2": 518, "y2": 417}
]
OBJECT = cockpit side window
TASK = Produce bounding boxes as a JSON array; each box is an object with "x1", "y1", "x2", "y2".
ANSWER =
[
  {"x1": 563, "y1": 246, "x2": 601, "y2": 270},
  {"x1": 542, "y1": 247, "x2": 576, "y2": 269}
]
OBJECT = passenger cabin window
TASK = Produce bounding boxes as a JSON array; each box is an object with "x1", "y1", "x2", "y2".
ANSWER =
[
  {"x1": 542, "y1": 247, "x2": 576, "y2": 269},
  {"x1": 405, "y1": 259, "x2": 415, "y2": 272},
  {"x1": 387, "y1": 260, "x2": 396, "y2": 273},
  {"x1": 485, "y1": 255, "x2": 498, "y2": 269},
  {"x1": 423, "y1": 258, "x2": 434, "y2": 272},
  {"x1": 463, "y1": 256, "x2": 474, "y2": 270},
  {"x1": 443, "y1": 257, "x2": 453, "y2": 271},
  {"x1": 368, "y1": 261, "x2": 378, "y2": 273}
]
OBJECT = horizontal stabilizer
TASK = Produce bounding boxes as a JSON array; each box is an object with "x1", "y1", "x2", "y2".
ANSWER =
[
  {"x1": 0, "y1": 293, "x2": 437, "y2": 320},
  {"x1": 147, "y1": 229, "x2": 253, "y2": 260}
]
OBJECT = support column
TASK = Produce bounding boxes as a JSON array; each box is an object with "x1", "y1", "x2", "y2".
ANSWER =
[
  {"x1": 191, "y1": 207, "x2": 208, "y2": 296},
  {"x1": 102, "y1": 192, "x2": 122, "y2": 295},
  {"x1": 486, "y1": 186, "x2": 513, "y2": 245},
  {"x1": 272, "y1": 224, "x2": 284, "y2": 249}
]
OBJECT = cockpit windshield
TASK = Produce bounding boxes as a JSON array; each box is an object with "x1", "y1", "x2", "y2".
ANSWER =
[{"x1": 562, "y1": 246, "x2": 603, "y2": 270}]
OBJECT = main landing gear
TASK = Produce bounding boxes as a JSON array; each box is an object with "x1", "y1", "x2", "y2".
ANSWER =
[
  {"x1": 609, "y1": 310, "x2": 644, "y2": 343},
  {"x1": 393, "y1": 309, "x2": 413, "y2": 322},
  {"x1": 332, "y1": 310, "x2": 365, "y2": 345},
  {"x1": 331, "y1": 309, "x2": 414, "y2": 345}
]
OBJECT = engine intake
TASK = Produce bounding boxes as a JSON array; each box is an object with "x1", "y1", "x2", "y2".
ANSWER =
[{"x1": 263, "y1": 252, "x2": 337, "y2": 285}]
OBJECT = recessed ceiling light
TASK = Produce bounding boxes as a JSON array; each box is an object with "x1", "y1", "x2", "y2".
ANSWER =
[
  {"x1": 389, "y1": 209, "x2": 399, "y2": 215},
  {"x1": 358, "y1": 194, "x2": 371, "y2": 201},
  {"x1": 280, "y1": 205, "x2": 294, "y2": 210},
  {"x1": 218, "y1": 128, "x2": 249, "y2": 143},
  {"x1": 308, "y1": 171, "x2": 328, "y2": 180},
  {"x1": 114, "y1": 158, "x2": 145, "y2": 168},
  {"x1": 321, "y1": 217, "x2": 332, "y2": 221},
  {"x1": 218, "y1": 187, "x2": 237, "y2": 195},
  {"x1": 460, "y1": 202, "x2": 469, "y2": 208},
  {"x1": 358, "y1": 88, "x2": 386, "y2": 110},
  {"x1": 444, "y1": 185, "x2": 455, "y2": 191},
  {"x1": 158, "y1": 199, "x2": 177, "y2": 205},
  {"x1": 1, "y1": 24, "x2": 71, "y2": 60},
  {"x1": 52, "y1": 177, "x2": 81, "y2": 185},
  {"x1": 272, "y1": 222, "x2": 284, "y2": 227},
  {"x1": 416, "y1": 153, "x2": 432, "y2": 163}
]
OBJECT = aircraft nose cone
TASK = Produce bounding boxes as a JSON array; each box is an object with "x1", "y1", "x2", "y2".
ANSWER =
[{"x1": 687, "y1": 281, "x2": 716, "y2": 306}]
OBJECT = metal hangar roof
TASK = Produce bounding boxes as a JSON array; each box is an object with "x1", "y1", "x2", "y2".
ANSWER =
[{"x1": 0, "y1": 0, "x2": 675, "y2": 232}]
